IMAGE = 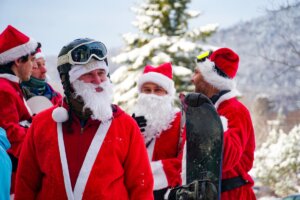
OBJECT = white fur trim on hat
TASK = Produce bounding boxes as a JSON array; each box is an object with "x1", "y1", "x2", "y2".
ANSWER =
[
  {"x1": 137, "y1": 72, "x2": 175, "y2": 96},
  {"x1": 68, "y1": 60, "x2": 108, "y2": 83},
  {"x1": 35, "y1": 52, "x2": 45, "y2": 60},
  {"x1": 0, "y1": 38, "x2": 38, "y2": 65},
  {"x1": 197, "y1": 59, "x2": 236, "y2": 90}
]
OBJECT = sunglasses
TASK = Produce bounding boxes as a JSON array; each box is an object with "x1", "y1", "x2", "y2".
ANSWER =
[
  {"x1": 196, "y1": 50, "x2": 213, "y2": 63},
  {"x1": 57, "y1": 41, "x2": 108, "y2": 66}
]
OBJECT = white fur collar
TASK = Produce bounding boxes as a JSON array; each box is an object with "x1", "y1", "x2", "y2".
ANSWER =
[
  {"x1": 0, "y1": 73, "x2": 19, "y2": 83},
  {"x1": 215, "y1": 89, "x2": 241, "y2": 109}
]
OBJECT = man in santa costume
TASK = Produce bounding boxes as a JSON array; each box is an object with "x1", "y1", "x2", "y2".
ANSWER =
[
  {"x1": 132, "y1": 62, "x2": 185, "y2": 200},
  {"x1": 191, "y1": 48, "x2": 256, "y2": 199},
  {"x1": 14, "y1": 38, "x2": 154, "y2": 200},
  {"x1": 21, "y1": 47, "x2": 62, "y2": 106},
  {"x1": 0, "y1": 25, "x2": 40, "y2": 192}
]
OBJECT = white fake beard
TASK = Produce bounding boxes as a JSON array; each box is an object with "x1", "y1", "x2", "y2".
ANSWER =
[
  {"x1": 133, "y1": 93, "x2": 178, "y2": 143},
  {"x1": 72, "y1": 80, "x2": 113, "y2": 122}
]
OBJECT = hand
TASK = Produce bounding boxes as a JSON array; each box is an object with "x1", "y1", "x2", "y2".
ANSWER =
[{"x1": 132, "y1": 113, "x2": 147, "y2": 132}]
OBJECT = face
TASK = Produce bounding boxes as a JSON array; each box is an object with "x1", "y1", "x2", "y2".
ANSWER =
[
  {"x1": 31, "y1": 57, "x2": 47, "y2": 80},
  {"x1": 16, "y1": 54, "x2": 35, "y2": 81},
  {"x1": 191, "y1": 68, "x2": 212, "y2": 96},
  {"x1": 78, "y1": 69, "x2": 107, "y2": 92},
  {"x1": 141, "y1": 82, "x2": 168, "y2": 96}
]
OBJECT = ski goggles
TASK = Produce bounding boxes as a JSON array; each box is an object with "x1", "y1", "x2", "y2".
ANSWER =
[
  {"x1": 57, "y1": 41, "x2": 107, "y2": 66},
  {"x1": 196, "y1": 50, "x2": 213, "y2": 63}
]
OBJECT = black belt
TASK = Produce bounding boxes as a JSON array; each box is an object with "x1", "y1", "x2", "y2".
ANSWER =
[{"x1": 221, "y1": 176, "x2": 248, "y2": 193}]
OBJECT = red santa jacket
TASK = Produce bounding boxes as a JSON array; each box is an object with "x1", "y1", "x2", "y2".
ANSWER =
[
  {"x1": 14, "y1": 105, "x2": 154, "y2": 200},
  {"x1": 215, "y1": 90, "x2": 256, "y2": 200},
  {"x1": 0, "y1": 74, "x2": 31, "y2": 158},
  {"x1": 149, "y1": 112, "x2": 185, "y2": 190}
]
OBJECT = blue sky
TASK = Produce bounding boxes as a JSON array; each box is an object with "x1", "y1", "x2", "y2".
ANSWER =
[{"x1": 0, "y1": 0, "x2": 288, "y2": 55}]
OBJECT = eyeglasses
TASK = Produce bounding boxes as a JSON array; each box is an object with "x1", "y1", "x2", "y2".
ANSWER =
[
  {"x1": 196, "y1": 50, "x2": 213, "y2": 63},
  {"x1": 57, "y1": 41, "x2": 108, "y2": 66}
]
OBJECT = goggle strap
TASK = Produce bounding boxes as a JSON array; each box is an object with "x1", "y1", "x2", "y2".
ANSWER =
[
  {"x1": 196, "y1": 50, "x2": 213, "y2": 63},
  {"x1": 57, "y1": 54, "x2": 69, "y2": 66},
  {"x1": 90, "y1": 54, "x2": 107, "y2": 62}
]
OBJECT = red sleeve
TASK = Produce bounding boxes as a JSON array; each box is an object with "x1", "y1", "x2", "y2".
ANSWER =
[
  {"x1": 14, "y1": 120, "x2": 42, "y2": 199},
  {"x1": 0, "y1": 91, "x2": 28, "y2": 157},
  {"x1": 221, "y1": 104, "x2": 254, "y2": 172},
  {"x1": 161, "y1": 124, "x2": 185, "y2": 187},
  {"x1": 123, "y1": 119, "x2": 154, "y2": 200},
  {"x1": 161, "y1": 157, "x2": 182, "y2": 187},
  {"x1": 159, "y1": 113, "x2": 185, "y2": 188},
  {"x1": 145, "y1": 112, "x2": 184, "y2": 191}
]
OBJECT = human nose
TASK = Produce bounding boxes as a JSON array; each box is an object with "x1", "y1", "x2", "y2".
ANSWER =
[
  {"x1": 92, "y1": 74, "x2": 105, "y2": 85},
  {"x1": 41, "y1": 66, "x2": 47, "y2": 73},
  {"x1": 191, "y1": 74, "x2": 195, "y2": 83}
]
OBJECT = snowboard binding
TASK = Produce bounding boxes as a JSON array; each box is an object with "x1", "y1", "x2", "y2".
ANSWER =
[{"x1": 168, "y1": 179, "x2": 218, "y2": 200}]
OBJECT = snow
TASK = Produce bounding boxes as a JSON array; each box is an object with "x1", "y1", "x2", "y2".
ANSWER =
[
  {"x1": 173, "y1": 66, "x2": 192, "y2": 76},
  {"x1": 152, "y1": 52, "x2": 171, "y2": 64},
  {"x1": 253, "y1": 125, "x2": 300, "y2": 196},
  {"x1": 168, "y1": 39, "x2": 196, "y2": 52},
  {"x1": 185, "y1": 10, "x2": 201, "y2": 18},
  {"x1": 122, "y1": 33, "x2": 140, "y2": 45}
]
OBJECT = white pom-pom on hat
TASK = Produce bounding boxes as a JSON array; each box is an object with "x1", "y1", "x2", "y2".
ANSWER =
[
  {"x1": 35, "y1": 48, "x2": 45, "y2": 59},
  {"x1": 52, "y1": 107, "x2": 69, "y2": 123}
]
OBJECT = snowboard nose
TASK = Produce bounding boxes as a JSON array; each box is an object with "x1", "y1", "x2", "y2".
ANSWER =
[{"x1": 185, "y1": 93, "x2": 212, "y2": 107}]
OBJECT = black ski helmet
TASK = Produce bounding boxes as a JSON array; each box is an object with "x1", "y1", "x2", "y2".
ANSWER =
[{"x1": 57, "y1": 38, "x2": 108, "y2": 95}]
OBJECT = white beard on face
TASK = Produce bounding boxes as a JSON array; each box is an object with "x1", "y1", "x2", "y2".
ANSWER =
[
  {"x1": 133, "y1": 93, "x2": 178, "y2": 143},
  {"x1": 72, "y1": 80, "x2": 114, "y2": 122}
]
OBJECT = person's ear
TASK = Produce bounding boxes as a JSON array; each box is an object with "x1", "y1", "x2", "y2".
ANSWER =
[{"x1": 14, "y1": 58, "x2": 23, "y2": 67}]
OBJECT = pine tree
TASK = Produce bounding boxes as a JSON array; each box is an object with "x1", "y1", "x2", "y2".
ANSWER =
[
  {"x1": 252, "y1": 125, "x2": 300, "y2": 196},
  {"x1": 111, "y1": 0, "x2": 217, "y2": 111}
]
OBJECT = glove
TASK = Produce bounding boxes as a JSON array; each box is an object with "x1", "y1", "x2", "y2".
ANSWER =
[{"x1": 132, "y1": 113, "x2": 147, "y2": 132}]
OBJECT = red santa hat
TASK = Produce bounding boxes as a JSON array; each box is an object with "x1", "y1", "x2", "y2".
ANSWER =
[
  {"x1": 137, "y1": 62, "x2": 175, "y2": 96},
  {"x1": 196, "y1": 48, "x2": 239, "y2": 90},
  {"x1": 35, "y1": 48, "x2": 45, "y2": 60},
  {"x1": 0, "y1": 25, "x2": 39, "y2": 65}
]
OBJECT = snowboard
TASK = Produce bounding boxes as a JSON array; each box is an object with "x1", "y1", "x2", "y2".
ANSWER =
[{"x1": 169, "y1": 93, "x2": 223, "y2": 200}]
